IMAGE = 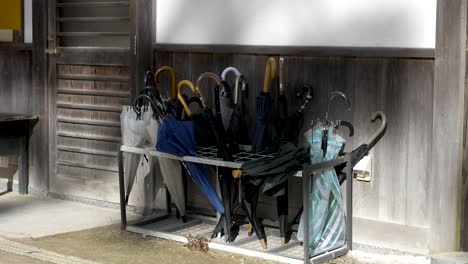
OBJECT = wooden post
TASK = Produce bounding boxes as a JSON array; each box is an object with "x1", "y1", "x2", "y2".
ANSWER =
[
  {"x1": 462, "y1": 0, "x2": 468, "y2": 252},
  {"x1": 130, "y1": 0, "x2": 154, "y2": 97},
  {"x1": 31, "y1": 0, "x2": 49, "y2": 193},
  {"x1": 430, "y1": 0, "x2": 467, "y2": 253}
]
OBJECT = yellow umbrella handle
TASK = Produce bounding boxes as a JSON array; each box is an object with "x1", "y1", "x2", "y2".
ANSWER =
[
  {"x1": 263, "y1": 57, "x2": 277, "y2": 93},
  {"x1": 195, "y1": 72, "x2": 222, "y2": 108},
  {"x1": 177, "y1": 80, "x2": 197, "y2": 116},
  {"x1": 155, "y1": 66, "x2": 177, "y2": 99}
]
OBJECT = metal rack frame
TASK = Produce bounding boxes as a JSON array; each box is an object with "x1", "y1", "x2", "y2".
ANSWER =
[{"x1": 117, "y1": 144, "x2": 354, "y2": 264}]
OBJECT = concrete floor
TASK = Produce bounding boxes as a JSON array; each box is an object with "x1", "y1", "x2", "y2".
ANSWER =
[
  {"x1": 0, "y1": 192, "x2": 133, "y2": 239},
  {"x1": 0, "y1": 192, "x2": 432, "y2": 264}
]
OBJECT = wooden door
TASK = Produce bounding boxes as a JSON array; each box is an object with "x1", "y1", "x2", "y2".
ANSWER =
[{"x1": 47, "y1": 0, "x2": 131, "y2": 202}]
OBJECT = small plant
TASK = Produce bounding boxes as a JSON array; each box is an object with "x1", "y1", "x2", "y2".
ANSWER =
[{"x1": 185, "y1": 234, "x2": 209, "y2": 252}]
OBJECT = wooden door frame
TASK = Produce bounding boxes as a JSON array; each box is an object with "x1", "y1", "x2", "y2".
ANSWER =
[{"x1": 130, "y1": 0, "x2": 155, "y2": 97}]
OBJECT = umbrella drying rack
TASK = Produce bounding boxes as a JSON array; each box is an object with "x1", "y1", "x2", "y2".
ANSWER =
[{"x1": 118, "y1": 145, "x2": 355, "y2": 264}]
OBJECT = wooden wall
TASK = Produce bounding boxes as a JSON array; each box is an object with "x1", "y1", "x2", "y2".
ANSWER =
[
  {"x1": 0, "y1": 49, "x2": 48, "y2": 193},
  {"x1": 0, "y1": 50, "x2": 32, "y2": 114},
  {"x1": 154, "y1": 50, "x2": 434, "y2": 250}
]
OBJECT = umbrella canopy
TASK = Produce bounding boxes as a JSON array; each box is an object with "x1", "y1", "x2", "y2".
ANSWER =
[
  {"x1": 138, "y1": 71, "x2": 188, "y2": 219},
  {"x1": 251, "y1": 57, "x2": 277, "y2": 153},
  {"x1": 238, "y1": 57, "x2": 277, "y2": 248},
  {"x1": 156, "y1": 80, "x2": 224, "y2": 214},
  {"x1": 194, "y1": 72, "x2": 236, "y2": 242},
  {"x1": 297, "y1": 125, "x2": 346, "y2": 255},
  {"x1": 120, "y1": 105, "x2": 148, "y2": 204},
  {"x1": 147, "y1": 114, "x2": 186, "y2": 219}
]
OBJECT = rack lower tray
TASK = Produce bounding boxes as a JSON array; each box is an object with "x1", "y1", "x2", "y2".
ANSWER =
[{"x1": 127, "y1": 213, "x2": 347, "y2": 264}]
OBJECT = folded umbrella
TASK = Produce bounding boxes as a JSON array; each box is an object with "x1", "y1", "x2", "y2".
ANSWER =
[
  {"x1": 297, "y1": 125, "x2": 346, "y2": 255},
  {"x1": 194, "y1": 72, "x2": 236, "y2": 242},
  {"x1": 251, "y1": 57, "x2": 276, "y2": 153},
  {"x1": 156, "y1": 80, "x2": 224, "y2": 214},
  {"x1": 226, "y1": 71, "x2": 250, "y2": 147},
  {"x1": 273, "y1": 57, "x2": 289, "y2": 244},
  {"x1": 242, "y1": 57, "x2": 277, "y2": 248},
  {"x1": 120, "y1": 105, "x2": 147, "y2": 204}
]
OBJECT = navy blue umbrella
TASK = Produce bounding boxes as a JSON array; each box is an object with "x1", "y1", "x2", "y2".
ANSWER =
[
  {"x1": 156, "y1": 80, "x2": 224, "y2": 214},
  {"x1": 251, "y1": 57, "x2": 276, "y2": 153},
  {"x1": 243, "y1": 57, "x2": 277, "y2": 248}
]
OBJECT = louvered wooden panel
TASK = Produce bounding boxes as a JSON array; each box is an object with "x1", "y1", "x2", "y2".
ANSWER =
[{"x1": 51, "y1": 63, "x2": 130, "y2": 202}]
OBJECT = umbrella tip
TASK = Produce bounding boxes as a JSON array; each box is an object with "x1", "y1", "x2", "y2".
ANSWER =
[
  {"x1": 281, "y1": 237, "x2": 287, "y2": 245},
  {"x1": 260, "y1": 239, "x2": 267, "y2": 249}
]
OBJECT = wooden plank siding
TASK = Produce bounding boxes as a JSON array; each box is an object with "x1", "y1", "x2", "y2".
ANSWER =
[
  {"x1": 462, "y1": 0, "x2": 468, "y2": 252},
  {"x1": 155, "y1": 50, "x2": 435, "y2": 234},
  {"x1": 50, "y1": 62, "x2": 131, "y2": 203},
  {"x1": 431, "y1": 0, "x2": 467, "y2": 253}
]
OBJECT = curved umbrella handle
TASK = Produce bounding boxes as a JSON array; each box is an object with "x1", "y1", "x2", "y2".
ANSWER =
[
  {"x1": 221, "y1": 67, "x2": 241, "y2": 80},
  {"x1": 326, "y1": 91, "x2": 351, "y2": 120},
  {"x1": 177, "y1": 80, "x2": 197, "y2": 116},
  {"x1": 297, "y1": 84, "x2": 314, "y2": 113},
  {"x1": 234, "y1": 74, "x2": 247, "y2": 105},
  {"x1": 133, "y1": 94, "x2": 163, "y2": 118},
  {"x1": 365, "y1": 111, "x2": 387, "y2": 150},
  {"x1": 196, "y1": 72, "x2": 222, "y2": 108},
  {"x1": 263, "y1": 57, "x2": 277, "y2": 93},
  {"x1": 154, "y1": 66, "x2": 177, "y2": 99}
]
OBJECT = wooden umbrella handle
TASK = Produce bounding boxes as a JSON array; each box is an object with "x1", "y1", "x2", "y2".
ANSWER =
[
  {"x1": 232, "y1": 170, "x2": 242, "y2": 178},
  {"x1": 177, "y1": 80, "x2": 197, "y2": 116},
  {"x1": 263, "y1": 57, "x2": 277, "y2": 93},
  {"x1": 195, "y1": 72, "x2": 222, "y2": 108},
  {"x1": 154, "y1": 66, "x2": 177, "y2": 99}
]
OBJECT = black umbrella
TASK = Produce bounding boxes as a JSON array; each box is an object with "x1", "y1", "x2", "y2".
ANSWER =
[
  {"x1": 272, "y1": 57, "x2": 289, "y2": 245},
  {"x1": 227, "y1": 73, "x2": 250, "y2": 146},
  {"x1": 194, "y1": 72, "x2": 236, "y2": 242}
]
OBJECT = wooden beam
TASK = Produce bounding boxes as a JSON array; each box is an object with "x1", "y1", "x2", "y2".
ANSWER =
[
  {"x1": 462, "y1": 0, "x2": 468, "y2": 252},
  {"x1": 130, "y1": 0, "x2": 154, "y2": 99},
  {"x1": 31, "y1": 0, "x2": 49, "y2": 192},
  {"x1": 430, "y1": 0, "x2": 467, "y2": 253},
  {"x1": 154, "y1": 43, "x2": 435, "y2": 59}
]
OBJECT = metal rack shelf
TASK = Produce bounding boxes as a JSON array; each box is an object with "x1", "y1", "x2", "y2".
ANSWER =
[
  {"x1": 120, "y1": 145, "x2": 302, "y2": 176},
  {"x1": 118, "y1": 144, "x2": 355, "y2": 264}
]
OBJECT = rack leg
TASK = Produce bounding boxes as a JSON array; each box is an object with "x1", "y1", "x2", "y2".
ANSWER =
[
  {"x1": 118, "y1": 147, "x2": 127, "y2": 229},
  {"x1": 303, "y1": 168, "x2": 310, "y2": 264},
  {"x1": 166, "y1": 186, "x2": 172, "y2": 215},
  {"x1": 346, "y1": 157, "x2": 353, "y2": 250}
]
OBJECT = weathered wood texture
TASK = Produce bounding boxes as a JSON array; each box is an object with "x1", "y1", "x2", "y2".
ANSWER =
[
  {"x1": 155, "y1": 51, "x2": 435, "y2": 230},
  {"x1": 49, "y1": 61, "x2": 132, "y2": 205},
  {"x1": 462, "y1": 0, "x2": 468, "y2": 252},
  {"x1": 31, "y1": 0, "x2": 49, "y2": 193},
  {"x1": 0, "y1": 50, "x2": 39, "y2": 191},
  {"x1": 431, "y1": 0, "x2": 467, "y2": 253}
]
